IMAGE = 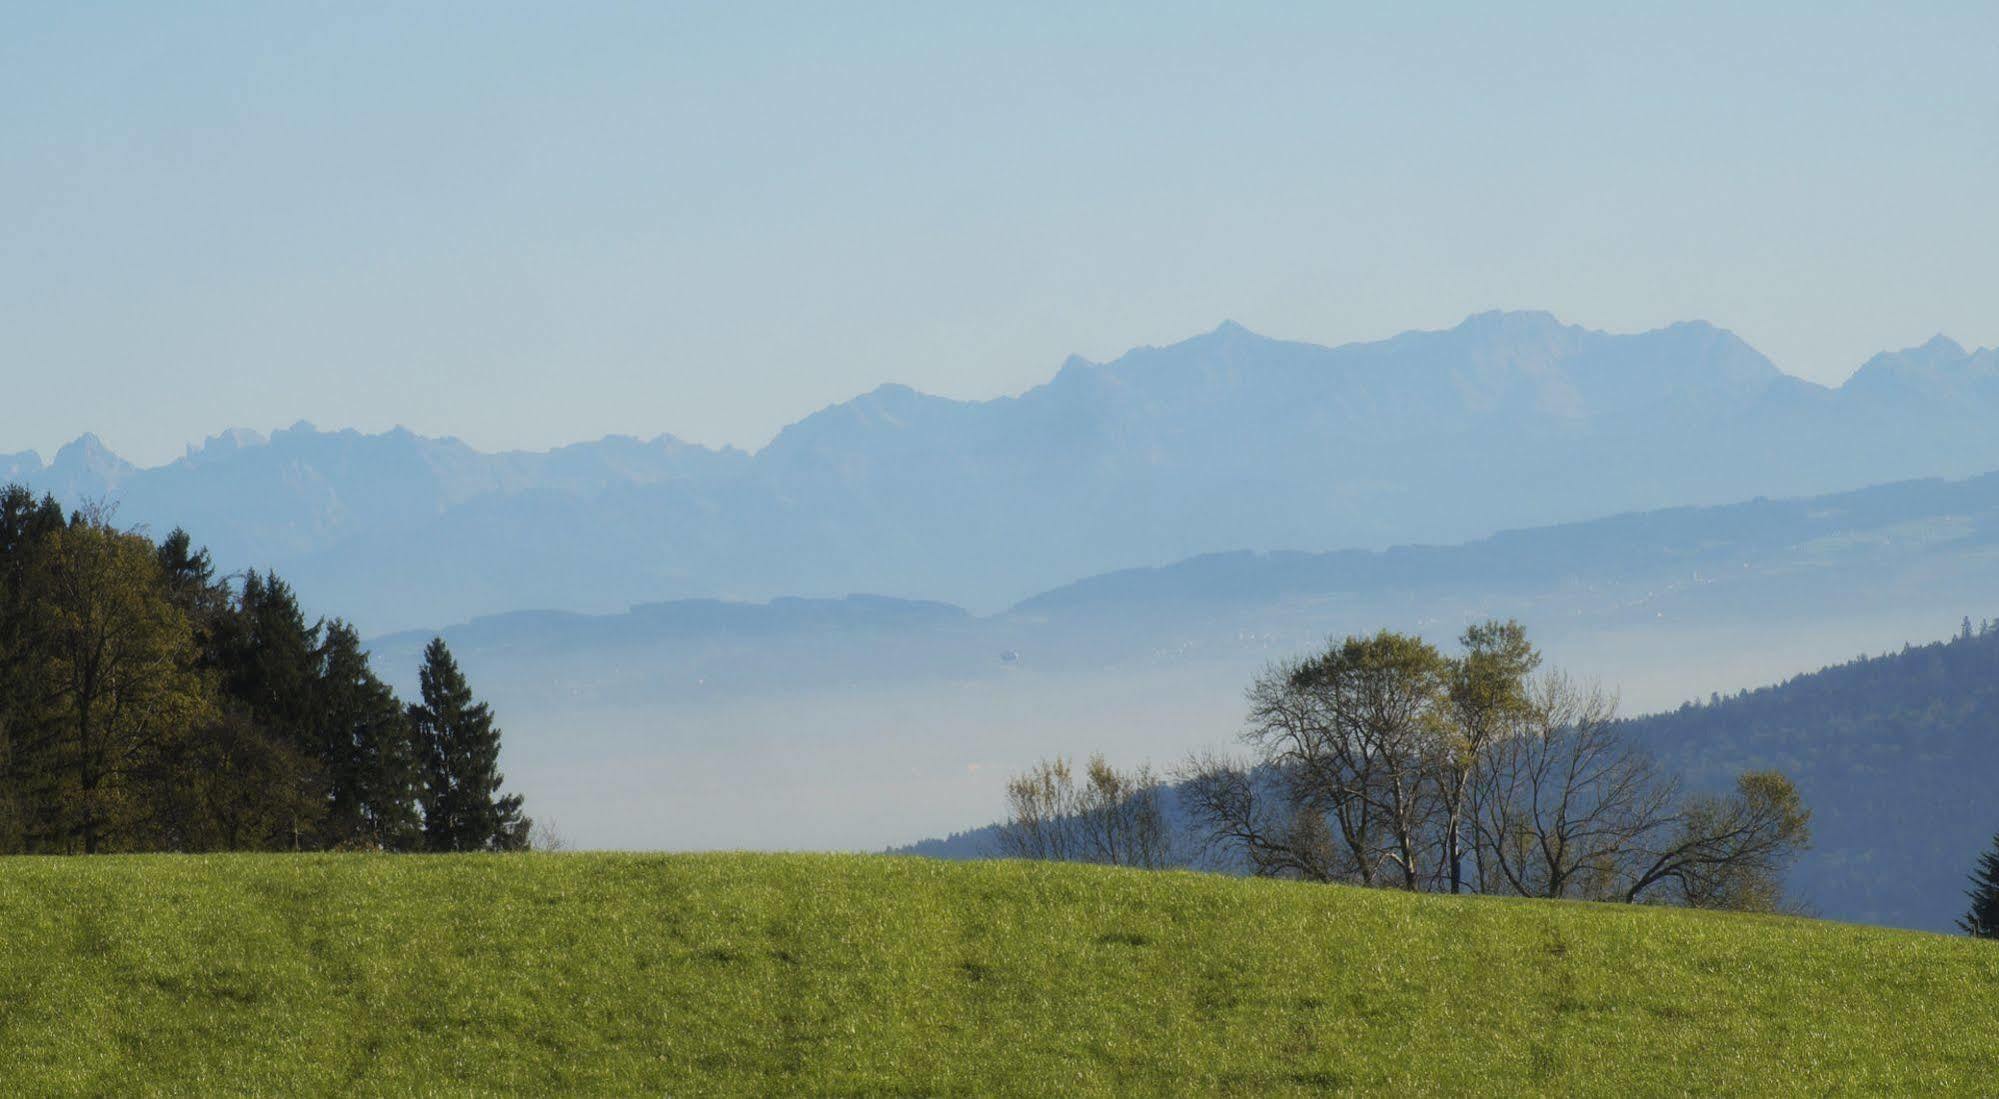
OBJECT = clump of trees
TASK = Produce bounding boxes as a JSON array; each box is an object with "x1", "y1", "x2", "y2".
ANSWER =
[
  {"x1": 1000, "y1": 621, "x2": 1811, "y2": 913},
  {"x1": 995, "y1": 755, "x2": 1176, "y2": 870},
  {"x1": 0, "y1": 485, "x2": 529, "y2": 854}
]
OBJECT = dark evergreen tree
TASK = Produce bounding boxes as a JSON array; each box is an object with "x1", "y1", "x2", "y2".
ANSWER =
[
  {"x1": 317, "y1": 621, "x2": 422, "y2": 849},
  {"x1": 220, "y1": 572, "x2": 323, "y2": 746},
  {"x1": 412, "y1": 638, "x2": 528, "y2": 852},
  {"x1": 0, "y1": 486, "x2": 67, "y2": 853},
  {"x1": 1962, "y1": 833, "x2": 1999, "y2": 938},
  {"x1": 154, "y1": 528, "x2": 230, "y2": 664},
  {"x1": 0, "y1": 487, "x2": 65, "y2": 579},
  {"x1": 214, "y1": 571, "x2": 327, "y2": 847}
]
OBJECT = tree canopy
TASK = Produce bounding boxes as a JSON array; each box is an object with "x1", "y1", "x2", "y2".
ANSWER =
[
  {"x1": 0, "y1": 483, "x2": 529, "y2": 854},
  {"x1": 1007, "y1": 621, "x2": 1812, "y2": 914}
]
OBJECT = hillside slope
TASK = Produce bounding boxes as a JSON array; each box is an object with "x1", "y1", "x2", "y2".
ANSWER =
[
  {"x1": 899, "y1": 622, "x2": 1999, "y2": 933},
  {"x1": 0, "y1": 853, "x2": 1992, "y2": 1094},
  {"x1": 1630, "y1": 622, "x2": 1999, "y2": 932}
]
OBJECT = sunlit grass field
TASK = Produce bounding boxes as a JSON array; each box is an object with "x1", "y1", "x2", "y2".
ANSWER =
[{"x1": 0, "y1": 852, "x2": 1993, "y2": 1094}]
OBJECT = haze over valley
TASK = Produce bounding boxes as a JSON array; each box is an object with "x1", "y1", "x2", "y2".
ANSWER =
[
  {"x1": 364, "y1": 469, "x2": 1999, "y2": 884},
  {"x1": 14, "y1": 314, "x2": 1999, "y2": 899}
]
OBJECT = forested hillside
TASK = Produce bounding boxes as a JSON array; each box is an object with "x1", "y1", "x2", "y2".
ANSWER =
[{"x1": 1629, "y1": 619, "x2": 1999, "y2": 931}]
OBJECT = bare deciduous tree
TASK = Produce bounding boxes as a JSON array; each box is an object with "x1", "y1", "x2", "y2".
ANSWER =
[
  {"x1": 1475, "y1": 674, "x2": 1674, "y2": 901},
  {"x1": 1207, "y1": 632, "x2": 1453, "y2": 890},
  {"x1": 1621, "y1": 770, "x2": 1811, "y2": 909},
  {"x1": 995, "y1": 754, "x2": 1177, "y2": 869},
  {"x1": 529, "y1": 816, "x2": 570, "y2": 853},
  {"x1": 1073, "y1": 755, "x2": 1175, "y2": 868},
  {"x1": 996, "y1": 757, "x2": 1076, "y2": 862},
  {"x1": 1180, "y1": 751, "x2": 1346, "y2": 881},
  {"x1": 1474, "y1": 675, "x2": 1811, "y2": 906}
]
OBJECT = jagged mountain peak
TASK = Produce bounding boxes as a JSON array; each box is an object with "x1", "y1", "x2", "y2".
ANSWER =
[
  {"x1": 1919, "y1": 333, "x2": 1968, "y2": 357},
  {"x1": 1448, "y1": 308, "x2": 1570, "y2": 334},
  {"x1": 1842, "y1": 333, "x2": 1990, "y2": 398},
  {"x1": 0, "y1": 450, "x2": 40, "y2": 479},
  {"x1": 51, "y1": 432, "x2": 133, "y2": 473},
  {"x1": 183, "y1": 427, "x2": 270, "y2": 464},
  {"x1": 9, "y1": 314, "x2": 1999, "y2": 633},
  {"x1": 1202, "y1": 318, "x2": 1271, "y2": 342}
]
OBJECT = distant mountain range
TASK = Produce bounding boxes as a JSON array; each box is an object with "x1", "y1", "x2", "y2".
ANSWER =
[
  {"x1": 371, "y1": 467, "x2": 1999, "y2": 706},
  {"x1": 9, "y1": 312, "x2": 1999, "y2": 633}
]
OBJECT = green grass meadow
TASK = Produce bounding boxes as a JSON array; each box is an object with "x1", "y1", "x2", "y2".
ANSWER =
[{"x1": 0, "y1": 852, "x2": 1994, "y2": 1094}]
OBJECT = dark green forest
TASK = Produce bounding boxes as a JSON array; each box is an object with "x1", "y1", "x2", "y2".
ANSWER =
[
  {"x1": 0, "y1": 484, "x2": 528, "y2": 854},
  {"x1": 1629, "y1": 617, "x2": 1999, "y2": 931}
]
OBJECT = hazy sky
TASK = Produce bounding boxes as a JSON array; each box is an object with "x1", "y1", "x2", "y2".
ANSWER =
[{"x1": 5, "y1": 3, "x2": 1996, "y2": 466}]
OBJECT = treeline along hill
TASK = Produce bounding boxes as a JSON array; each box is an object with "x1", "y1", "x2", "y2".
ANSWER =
[{"x1": 0, "y1": 484, "x2": 528, "y2": 854}]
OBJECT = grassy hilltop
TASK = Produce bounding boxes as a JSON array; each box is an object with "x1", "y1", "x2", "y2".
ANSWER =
[{"x1": 1, "y1": 854, "x2": 1994, "y2": 1095}]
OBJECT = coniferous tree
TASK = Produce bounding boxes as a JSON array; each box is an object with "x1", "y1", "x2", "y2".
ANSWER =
[
  {"x1": 0, "y1": 487, "x2": 67, "y2": 852},
  {"x1": 317, "y1": 621, "x2": 421, "y2": 849},
  {"x1": 1962, "y1": 833, "x2": 1999, "y2": 938},
  {"x1": 216, "y1": 571, "x2": 328, "y2": 847},
  {"x1": 412, "y1": 638, "x2": 528, "y2": 852},
  {"x1": 154, "y1": 528, "x2": 230, "y2": 664},
  {"x1": 221, "y1": 572, "x2": 323, "y2": 749}
]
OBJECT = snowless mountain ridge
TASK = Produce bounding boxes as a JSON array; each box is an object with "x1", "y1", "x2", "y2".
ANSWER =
[
  {"x1": 8, "y1": 311, "x2": 1999, "y2": 633},
  {"x1": 12, "y1": 312, "x2": 1992, "y2": 481}
]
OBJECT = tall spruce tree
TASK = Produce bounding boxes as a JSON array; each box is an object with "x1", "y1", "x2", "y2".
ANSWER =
[
  {"x1": 412, "y1": 638, "x2": 528, "y2": 852},
  {"x1": 0, "y1": 487, "x2": 67, "y2": 852},
  {"x1": 221, "y1": 572, "x2": 323, "y2": 748},
  {"x1": 216, "y1": 571, "x2": 327, "y2": 847},
  {"x1": 1962, "y1": 832, "x2": 1999, "y2": 938},
  {"x1": 154, "y1": 529, "x2": 230, "y2": 665},
  {"x1": 317, "y1": 621, "x2": 422, "y2": 849}
]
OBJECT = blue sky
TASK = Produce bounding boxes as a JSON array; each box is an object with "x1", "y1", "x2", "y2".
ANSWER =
[{"x1": 4, "y1": 3, "x2": 1996, "y2": 465}]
